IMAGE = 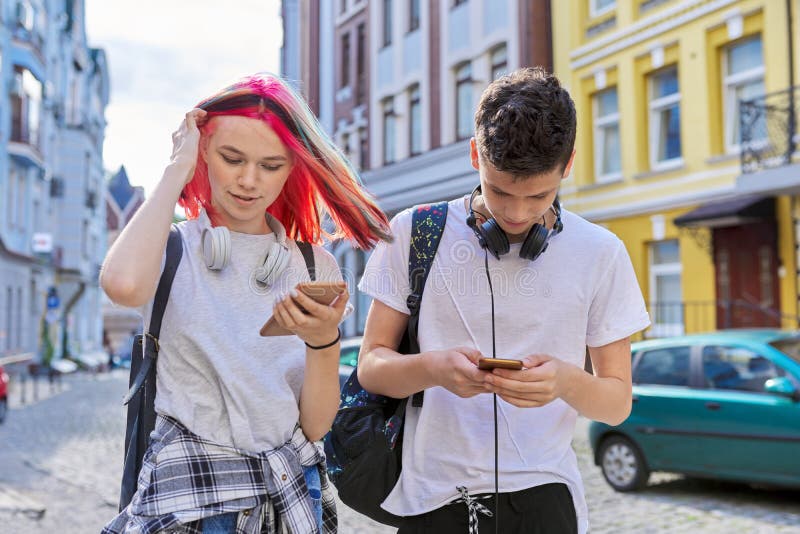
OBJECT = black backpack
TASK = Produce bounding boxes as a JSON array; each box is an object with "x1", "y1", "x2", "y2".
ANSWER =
[
  {"x1": 323, "y1": 201, "x2": 449, "y2": 526},
  {"x1": 118, "y1": 227, "x2": 318, "y2": 511}
]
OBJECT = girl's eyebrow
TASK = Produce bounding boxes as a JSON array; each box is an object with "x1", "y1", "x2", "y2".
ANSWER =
[{"x1": 218, "y1": 145, "x2": 288, "y2": 162}]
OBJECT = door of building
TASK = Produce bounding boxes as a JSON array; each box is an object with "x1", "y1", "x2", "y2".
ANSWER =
[{"x1": 713, "y1": 220, "x2": 781, "y2": 328}]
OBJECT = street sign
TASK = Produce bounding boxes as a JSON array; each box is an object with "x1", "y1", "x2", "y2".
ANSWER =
[
  {"x1": 32, "y1": 233, "x2": 53, "y2": 254},
  {"x1": 46, "y1": 287, "x2": 60, "y2": 309}
]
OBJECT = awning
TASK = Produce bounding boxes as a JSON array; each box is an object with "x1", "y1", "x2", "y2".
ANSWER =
[{"x1": 673, "y1": 195, "x2": 774, "y2": 228}]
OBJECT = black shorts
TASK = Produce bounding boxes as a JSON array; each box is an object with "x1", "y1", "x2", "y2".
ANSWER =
[{"x1": 397, "y1": 483, "x2": 578, "y2": 534}]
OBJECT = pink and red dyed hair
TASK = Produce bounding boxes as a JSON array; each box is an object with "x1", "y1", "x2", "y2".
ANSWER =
[{"x1": 179, "y1": 73, "x2": 391, "y2": 249}]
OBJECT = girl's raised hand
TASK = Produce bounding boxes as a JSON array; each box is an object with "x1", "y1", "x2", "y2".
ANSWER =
[{"x1": 170, "y1": 108, "x2": 208, "y2": 184}]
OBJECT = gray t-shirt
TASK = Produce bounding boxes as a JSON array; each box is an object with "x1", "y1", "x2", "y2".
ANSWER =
[{"x1": 139, "y1": 216, "x2": 343, "y2": 453}]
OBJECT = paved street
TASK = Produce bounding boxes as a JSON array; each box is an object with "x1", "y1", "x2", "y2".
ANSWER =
[{"x1": 0, "y1": 371, "x2": 798, "y2": 533}]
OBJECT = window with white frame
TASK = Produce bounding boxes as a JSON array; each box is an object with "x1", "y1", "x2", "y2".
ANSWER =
[
  {"x1": 491, "y1": 45, "x2": 508, "y2": 80},
  {"x1": 382, "y1": 97, "x2": 396, "y2": 164},
  {"x1": 359, "y1": 127, "x2": 368, "y2": 170},
  {"x1": 590, "y1": 0, "x2": 615, "y2": 17},
  {"x1": 649, "y1": 67, "x2": 682, "y2": 168},
  {"x1": 724, "y1": 36, "x2": 765, "y2": 152},
  {"x1": 340, "y1": 32, "x2": 351, "y2": 89},
  {"x1": 409, "y1": 0, "x2": 420, "y2": 32},
  {"x1": 409, "y1": 84, "x2": 422, "y2": 156},
  {"x1": 649, "y1": 240, "x2": 683, "y2": 337},
  {"x1": 356, "y1": 24, "x2": 366, "y2": 104},
  {"x1": 456, "y1": 62, "x2": 473, "y2": 141},
  {"x1": 382, "y1": 0, "x2": 393, "y2": 47},
  {"x1": 11, "y1": 66, "x2": 42, "y2": 146},
  {"x1": 593, "y1": 87, "x2": 621, "y2": 181}
]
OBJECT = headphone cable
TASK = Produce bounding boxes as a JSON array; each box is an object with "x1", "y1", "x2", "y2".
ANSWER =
[{"x1": 484, "y1": 251, "x2": 499, "y2": 534}]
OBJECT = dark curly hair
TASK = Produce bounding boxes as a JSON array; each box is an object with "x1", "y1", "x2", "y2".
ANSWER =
[{"x1": 474, "y1": 67, "x2": 576, "y2": 178}]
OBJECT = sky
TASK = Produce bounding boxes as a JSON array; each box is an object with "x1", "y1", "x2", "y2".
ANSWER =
[{"x1": 84, "y1": 0, "x2": 284, "y2": 195}]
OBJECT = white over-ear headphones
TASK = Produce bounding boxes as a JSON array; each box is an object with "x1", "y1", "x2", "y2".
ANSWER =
[{"x1": 200, "y1": 211, "x2": 291, "y2": 287}]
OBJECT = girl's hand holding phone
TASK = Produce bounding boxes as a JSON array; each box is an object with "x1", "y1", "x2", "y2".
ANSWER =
[{"x1": 268, "y1": 281, "x2": 349, "y2": 347}]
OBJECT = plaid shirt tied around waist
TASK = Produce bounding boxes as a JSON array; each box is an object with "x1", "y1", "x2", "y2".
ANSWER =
[{"x1": 103, "y1": 415, "x2": 337, "y2": 533}]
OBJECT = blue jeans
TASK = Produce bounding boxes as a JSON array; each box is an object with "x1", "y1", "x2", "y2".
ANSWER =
[
  {"x1": 202, "y1": 511, "x2": 237, "y2": 533},
  {"x1": 201, "y1": 467, "x2": 322, "y2": 532},
  {"x1": 303, "y1": 464, "x2": 323, "y2": 529}
]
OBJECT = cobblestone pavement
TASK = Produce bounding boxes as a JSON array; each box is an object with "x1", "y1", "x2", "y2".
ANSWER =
[{"x1": 0, "y1": 371, "x2": 797, "y2": 533}]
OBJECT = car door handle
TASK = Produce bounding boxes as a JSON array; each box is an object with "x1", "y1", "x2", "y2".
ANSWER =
[{"x1": 705, "y1": 402, "x2": 721, "y2": 411}]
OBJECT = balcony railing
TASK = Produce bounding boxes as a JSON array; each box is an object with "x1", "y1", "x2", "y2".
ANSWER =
[
  {"x1": 644, "y1": 300, "x2": 798, "y2": 339},
  {"x1": 740, "y1": 85, "x2": 800, "y2": 174}
]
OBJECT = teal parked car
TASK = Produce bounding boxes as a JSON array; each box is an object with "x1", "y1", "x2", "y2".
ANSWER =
[{"x1": 589, "y1": 329, "x2": 800, "y2": 492}]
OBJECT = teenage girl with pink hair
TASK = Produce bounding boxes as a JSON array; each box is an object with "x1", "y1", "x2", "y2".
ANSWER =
[{"x1": 101, "y1": 73, "x2": 390, "y2": 533}]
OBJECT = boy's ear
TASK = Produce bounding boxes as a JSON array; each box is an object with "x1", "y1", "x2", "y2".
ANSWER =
[{"x1": 561, "y1": 149, "x2": 577, "y2": 179}]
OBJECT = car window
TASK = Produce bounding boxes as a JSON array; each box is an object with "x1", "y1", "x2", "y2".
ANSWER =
[
  {"x1": 701, "y1": 345, "x2": 785, "y2": 392},
  {"x1": 770, "y1": 338, "x2": 800, "y2": 365},
  {"x1": 633, "y1": 346, "x2": 690, "y2": 386}
]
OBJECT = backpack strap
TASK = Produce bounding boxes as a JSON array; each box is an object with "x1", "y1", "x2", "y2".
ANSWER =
[
  {"x1": 122, "y1": 226, "x2": 183, "y2": 405},
  {"x1": 296, "y1": 241, "x2": 316, "y2": 281},
  {"x1": 406, "y1": 201, "x2": 448, "y2": 407}
]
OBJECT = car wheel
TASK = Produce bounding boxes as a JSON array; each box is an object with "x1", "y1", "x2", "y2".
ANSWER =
[
  {"x1": 0, "y1": 398, "x2": 7, "y2": 424},
  {"x1": 599, "y1": 435, "x2": 649, "y2": 492}
]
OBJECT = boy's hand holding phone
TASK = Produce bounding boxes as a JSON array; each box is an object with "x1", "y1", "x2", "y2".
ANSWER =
[{"x1": 483, "y1": 353, "x2": 566, "y2": 408}]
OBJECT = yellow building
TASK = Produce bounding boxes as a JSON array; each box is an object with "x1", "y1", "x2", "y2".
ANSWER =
[{"x1": 552, "y1": 0, "x2": 800, "y2": 338}]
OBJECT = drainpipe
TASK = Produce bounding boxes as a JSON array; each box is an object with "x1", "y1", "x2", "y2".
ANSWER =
[
  {"x1": 787, "y1": 0, "x2": 796, "y2": 163},
  {"x1": 790, "y1": 0, "x2": 799, "y2": 327}
]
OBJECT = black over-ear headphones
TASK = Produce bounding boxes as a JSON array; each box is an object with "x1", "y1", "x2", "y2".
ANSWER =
[{"x1": 466, "y1": 185, "x2": 563, "y2": 261}]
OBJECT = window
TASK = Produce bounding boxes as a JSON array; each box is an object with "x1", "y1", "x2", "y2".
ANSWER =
[
  {"x1": 649, "y1": 67, "x2": 681, "y2": 167},
  {"x1": 382, "y1": 98, "x2": 396, "y2": 164},
  {"x1": 409, "y1": 85, "x2": 422, "y2": 156},
  {"x1": 453, "y1": 0, "x2": 468, "y2": 6},
  {"x1": 634, "y1": 346, "x2": 691, "y2": 386},
  {"x1": 724, "y1": 36, "x2": 765, "y2": 151},
  {"x1": 5, "y1": 287, "x2": 12, "y2": 351},
  {"x1": 702, "y1": 346, "x2": 785, "y2": 392},
  {"x1": 82, "y1": 220, "x2": 89, "y2": 259},
  {"x1": 590, "y1": 0, "x2": 616, "y2": 17},
  {"x1": 356, "y1": 24, "x2": 366, "y2": 104},
  {"x1": 491, "y1": 45, "x2": 508, "y2": 81},
  {"x1": 341, "y1": 133, "x2": 351, "y2": 159},
  {"x1": 16, "y1": 1, "x2": 34, "y2": 32},
  {"x1": 648, "y1": 240, "x2": 683, "y2": 337},
  {"x1": 340, "y1": 32, "x2": 351, "y2": 89},
  {"x1": 593, "y1": 87, "x2": 621, "y2": 181},
  {"x1": 340, "y1": 0, "x2": 347, "y2": 14},
  {"x1": 11, "y1": 66, "x2": 42, "y2": 146},
  {"x1": 359, "y1": 127, "x2": 369, "y2": 170},
  {"x1": 382, "y1": 0, "x2": 393, "y2": 47},
  {"x1": 456, "y1": 63, "x2": 473, "y2": 141},
  {"x1": 409, "y1": 0, "x2": 420, "y2": 32}
]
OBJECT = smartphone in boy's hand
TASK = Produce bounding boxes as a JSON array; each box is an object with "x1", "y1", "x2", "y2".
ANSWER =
[{"x1": 477, "y1": 358, "x2": 524, "y2": 371}]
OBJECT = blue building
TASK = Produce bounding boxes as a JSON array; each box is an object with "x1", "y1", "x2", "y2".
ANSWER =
[{"x1": 0, "y1": 0, "x2": 109, "y2": 364}]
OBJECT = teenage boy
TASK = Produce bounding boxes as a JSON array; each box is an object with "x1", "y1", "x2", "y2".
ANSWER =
[{"x1": 357, "y1": 67, "x2": 650, "y2": 533}]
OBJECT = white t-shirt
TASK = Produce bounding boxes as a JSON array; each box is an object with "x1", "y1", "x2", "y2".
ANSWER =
[
  {"x1": 358, "y1": 196, "x2": 650, "y2": 533},
  {"x1": 138, "y1": 215, "x2": 344, "y2": 453}
]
